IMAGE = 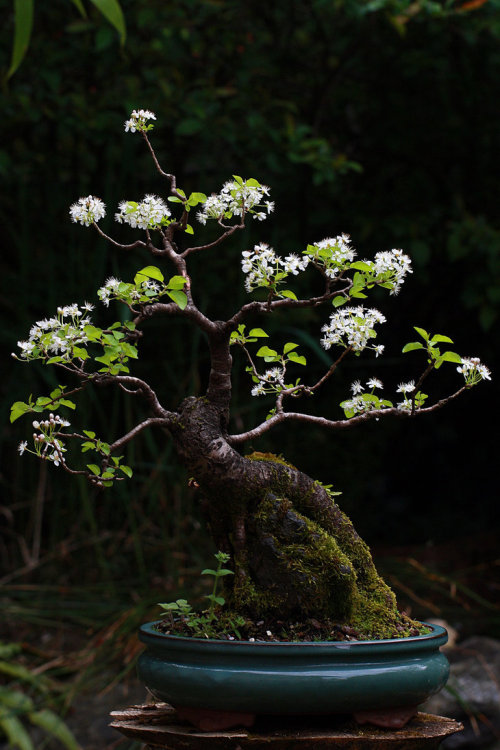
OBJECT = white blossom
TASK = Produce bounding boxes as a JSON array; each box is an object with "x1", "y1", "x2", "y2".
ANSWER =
[
  {"x1": 367, "y1": 377, "x2": 383, "y2": 390},
  {"x1": 242, "y1": 243, "x2": 309, "y2": 293},
  {"x1": 197, "y1": 179, "x2": 272, "y2": 224},
  {"x1": 457, "y1": 357, "x2": 491, "y2": 385},
  {"x1": 115, "y1": 194, "x2": 170, "y2": 230},
  {"x1": 320, "y1": 306, "x2": 386, "y2": 353},
  {"x1": 397, "y1": 381, "x2": 416, "y2": 394},
  {"x1": 69, "y1": 196, "x2": 106, "y2": 226},
  {"x1": 350, "y1": 380, "x2": 364, "y2": 395},
  {"x1": 18, "y1": 441, "x2": 27, "y2": 455},
  {"x1": 306, "y1": 234, "x2": 356, "y2": 279},
  {"x1": 124, "y1": 109, "x2": 156, "y2": 133}
]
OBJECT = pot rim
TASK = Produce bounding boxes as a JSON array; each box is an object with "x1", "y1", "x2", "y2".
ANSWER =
[{"x1": 139, "y1": 620, "x2": 447, "y2": 651}]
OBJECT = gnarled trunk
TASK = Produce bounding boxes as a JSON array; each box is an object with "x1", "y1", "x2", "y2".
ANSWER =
[{"x1": 171, "y1": 396, "x2": 414, "y2": 639}]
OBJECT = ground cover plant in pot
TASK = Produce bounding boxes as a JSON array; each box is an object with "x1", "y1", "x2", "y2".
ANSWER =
[{"x1": 12, "y1": 109, "x2": 491, "y2": 731}]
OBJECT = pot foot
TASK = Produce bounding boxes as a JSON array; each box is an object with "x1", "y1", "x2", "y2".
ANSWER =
[
  {"x1": 353, "y1": 705, "x2": 419, "y2": 728},
  {"x1": 175, "y1": 705, "x2": 256, "y2": 731}
]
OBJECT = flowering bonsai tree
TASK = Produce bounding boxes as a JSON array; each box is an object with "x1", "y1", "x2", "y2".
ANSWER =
[{"x1": 12, "y1": 109, "x2": 491, "y2": 641}]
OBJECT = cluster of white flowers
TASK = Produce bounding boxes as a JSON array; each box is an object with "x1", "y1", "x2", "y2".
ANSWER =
[
  {"x1": 97, "y1": 277, "x2": 124, "y2": 307},
  {"x1": 197, "y1": 179, "x2": 274, "y2": 224},
  {"x1": 242, "y1": 243, "x2": 309, "y2": 293},
  {"x1": 457, "y1": 357, "x2": 492, "y2": 385},
  {"x1": 251, "y1": 367, "x2": 286, "y2": 396},
  {"x1": 18, "y1": 415, "x2": 71, "y2": 467},
  {"x1": 370, "y1": 249, "x2": 413, "y2": 295},
  {"x1": 15, "y1": 304, "x2": 93, "y2": 361},
  {"x1": 306, "y1": 235, "x2": 356, "y2": 279},
  {"x1": 350, "y1": 377, "x2": 384, "y2": 394},
  {"x1": 124, "y1": 109, "x2": 156, "y2": 133},
  {"x1": 396, "y1": 381, "x2": 417, "y2": 411},
  {"x1": 320, "y1": 306, "x2": 386, "y2": 353},
  {"x1": 69, "y1": 196, "x2": 106, "y2": 226},
  {"x1": 115, "y1": 195, "x2": 171, "y2": 230}
]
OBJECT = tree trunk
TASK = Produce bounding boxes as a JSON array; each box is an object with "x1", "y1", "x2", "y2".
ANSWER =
[{"x1": 171, "y1": 396, "x2": 416, "y2": 639}]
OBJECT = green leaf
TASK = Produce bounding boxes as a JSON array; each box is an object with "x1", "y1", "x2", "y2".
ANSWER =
[
  {"x1": 430, "y1": 334, "x2": 454, "y2": 344},
  {"x1": 10, "y1": 401, "x2": 31, "y2": 423},
  {"x1": 283, "y1": 342, "x2": 299, "y2": 354},
  {"x1": 248, "y1": 328, "x2": 268, "y2": 338},
  {"x1": 83, "y1": 430, "x2": 96, "y2": 439},
  {"x1": 332, "y1": 295, "x2": 347, "y2": 307},
  {"x1": 6, "y1": 0, "x2": 34, "y2": 81},
  {"x1": 440, "y1": 351, "x2": 463, "y2": 364},
  {"x1": 68, "y1": 0, "x2": 87, "y2": 16},
  {"x1": 350, "y1": 261, "x2": 373, "y2": 272},
  {"x1": 201, "y1": 569, "x2": 217, "y2": 576},
  {"x1": 280, "y1": 289, "x2": 298, "y2": 300},
  {"x1": 167, "y1": 275, "x2": 187, "y2": 290},
  {"x1": 134, "y1": 265, "x2": 164, "y2": 285},
  {"x1": 167, "y1": 290, "x2": 188, "y2": 310},
  {"x1": 88, "y1": 0, "x2": 126, "y2": 45},
  {"x1": 0, "y1": 714, "x2": 34, "y2": 750},
  {"x1": 414, "y1": 326, "x2": 429, "y2": 341},
  {"x1": 59, "y1": 399, "x2": 76, "y2": 410},
  {"x1": 119, "y1": 465, "x2": 133, "y2": 478},
  {"x1": 184, "y1": 224, "x2": 194, "y2": 234},
  {"x1": 287, "y1": 352, "x2": 307, "y2": 365},
  {"x1": 86, "y1": 464, "x2": 100, "y2": 476},
  {"x1": 402, "y1": 342, "x2": 424, "y2": 353},
  {"x1": 245, "y1": 178, "x2": 260, "y2": 187},
  {"x1": 216, "y1": 569, "x2": 235, "y2": 577},
  {"x1": 256, "y1": 346, "x2": 278, "y2": 358},
  {"x1": 28, "y1": 709, "x2": 80, "y2": 750}
]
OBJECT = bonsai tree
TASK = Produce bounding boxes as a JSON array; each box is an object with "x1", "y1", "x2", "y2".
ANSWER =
[{"x1": 12, "y1": 109, "x2": 491, "y2": 641}]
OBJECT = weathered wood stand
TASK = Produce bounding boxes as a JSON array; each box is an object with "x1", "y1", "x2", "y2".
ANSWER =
[{"x1": 110, "y1": 704, "x2": 463, "y2": 750}]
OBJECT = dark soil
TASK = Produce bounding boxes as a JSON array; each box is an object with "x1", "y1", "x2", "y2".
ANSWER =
[{"x1": 155, "y1": 610, "x2": 427, "y2": 642}]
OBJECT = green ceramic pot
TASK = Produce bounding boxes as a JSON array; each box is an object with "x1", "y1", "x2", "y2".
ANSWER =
[{"x1": 137, "y1": 621, "x2": 449, "y2": 715}]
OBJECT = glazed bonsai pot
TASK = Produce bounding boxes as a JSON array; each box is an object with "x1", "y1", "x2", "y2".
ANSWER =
[{"x1": 137, "y1": 621, "x2": 449, "y2": 721}]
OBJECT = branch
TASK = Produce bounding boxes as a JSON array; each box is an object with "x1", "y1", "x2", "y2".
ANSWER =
[
  {"x1": 228, "y1": 385, "x2": 469, "y2": 445},
  {"x1": 181, "y1": 223, "x2": 245, "y2": 259},
  {"x1": 141, "y1": 132, "x2": 186, "y2": 201},
  {"x1": 95, "y1": 374, "x2": 173, "y2": 418},
  {"x1": 107, "y1": 417, "x2": 173, "y2": 455},
  {"x1": 227, "y1": 283, "x2": 352, "y2": 328}
]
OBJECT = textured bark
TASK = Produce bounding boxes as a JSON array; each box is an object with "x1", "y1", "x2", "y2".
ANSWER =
[{"x1": 171, "y1": 396, "x2": 409, "y2": 638}]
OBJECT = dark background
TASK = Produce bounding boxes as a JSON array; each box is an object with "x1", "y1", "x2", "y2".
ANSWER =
[{"x1": 1, "y1": 0, "x2": 498, "y2": 641}]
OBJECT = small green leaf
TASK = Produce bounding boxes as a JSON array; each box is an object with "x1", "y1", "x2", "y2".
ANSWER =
[
  {"x1": 430, "y1": 334, "x2": 454, "y2": 344},
  {"x1": 440, "y1": 351, "x2": 463, "y2": 364},
  {"x1": 201, "y1": 568, "x2": 217, "y2": 576},
  {"x1": 184, "y1": 224, "x2": 194, "y2": 234},
  {"x1": 256, "y1": 346, "x2": 278, "y2": 358},
  {"x1": 287, "y1": 352, "x2": 307, "y2": 366},
  {"x1": 83, "y1": 430, "x2": 96, "y2": 438},
  {"x1": 10, "y1": 401, "x2": 31, "y2": 423},
  {"x1": 6, "y1": 0, "x2": 34, "y2": 81},
  {"x1": 283, "y1": 342, "x2": 299, "y2": 354},
  {"x1": 167, "y1": 275, "x2": 187, "y2": 290},
  {"x1": 87, "y1": 464, "x2": 100, "y2": 476},
  {"x1": 134, "y1": 265, "x2": 165, "y2": 285},
  {"x1": 414, "y1": 326, "x2": 429, "y2": 341},
  {"x1": 248, "y1": 328, "x2": 268, "y2": 338},
  {"x1": 350, "y1": 261, "x2": 373, "y2": 273},
  {"x1": 88, "y1": 0, "x2": 126, "y2": 45},
  {"x1": 402, "y1": 342, "x2": 424, "y2": 353},
  {"x1": 215, "y1": 569, "x2": 234, "y2": 577},
  {"x1": 59, "y1": 399, "x2": 76, "y2": 410},
  {"x1": 167, "y1": 290, "x2": 188, "y2": 309},
  {"x1": 280, "y1": 289, "x2": 298, "y2": 300},
  {"x1": 119, "y1": 465, "x2": 133, "y2": 478},
  {"x1": 332, "y1": 295, "x2": 348, "y2": 307}
]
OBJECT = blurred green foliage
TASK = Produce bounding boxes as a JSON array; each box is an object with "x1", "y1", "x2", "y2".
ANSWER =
[{"x1": 1, "y1": 0, "x2": 498, "y2": 593}]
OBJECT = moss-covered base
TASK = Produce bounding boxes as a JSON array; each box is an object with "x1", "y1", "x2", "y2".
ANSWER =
[{"x1": 156, "y1": 610, "x2": 429, "y2": 642}]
